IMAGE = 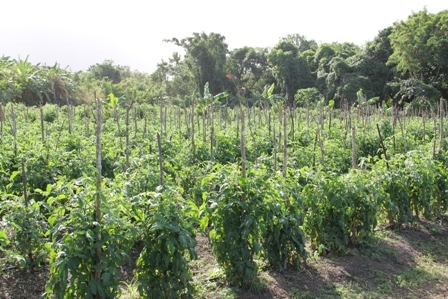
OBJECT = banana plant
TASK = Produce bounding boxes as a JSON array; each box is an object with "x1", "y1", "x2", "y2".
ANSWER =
[{"x1": 202, "y1": 82, "x2": 229, "y2": 105}]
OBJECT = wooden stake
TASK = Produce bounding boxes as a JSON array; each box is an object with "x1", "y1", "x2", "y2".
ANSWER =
[
  {"x1": 40, "y1": 104, "x2": 45, "y2": 141},
  {"x1": 282, "y1": 107, "x2": 287, "y2": 177},
  {"x1": 376, "y1": 123, "x2": 389, "y2": 169},
  {"x1": 11, "y1": 104, "x2": 17, "y2": 156},
  {"x1": 240, "y1": 106, "x2": 246, "y2": 178},
  {"x1": 157, "y1": 132, "x2": 164, "y2": 186},
  {"x1": 67, "y1": 96, "x2": 72, "y2": 134},
  {"x1": 94, "y1": 92, "x2": 103, "y2": 292},
  {"x1": 21, "y1": 159, "x2": 28, "y2": 208},
  {"x1": 438, "y1": 98, "x2": 444, "y2": 155},
  {"x1": 125, "y1": 103, "x2": 133, "y2": 172},
  {"x1": 0, "y1": 103, "x2": 4, "y2": 135},
  {"x1": 351, "y1": 126, "x2": 357, "y2": 169}
]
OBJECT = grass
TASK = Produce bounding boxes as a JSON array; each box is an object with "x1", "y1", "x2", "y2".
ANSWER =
[{"x1": 120, "y1": 278, "x2": 140, "y2": 299}]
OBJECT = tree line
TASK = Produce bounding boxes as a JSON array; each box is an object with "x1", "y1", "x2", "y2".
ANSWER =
[{"x1": 1, "y1": 8, "x2": 447, "y2": 108}]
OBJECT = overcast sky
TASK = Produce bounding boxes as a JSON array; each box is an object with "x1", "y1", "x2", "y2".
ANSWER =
[{"x1": 1, "y1": 0, "x2": 446, "y2": 74}]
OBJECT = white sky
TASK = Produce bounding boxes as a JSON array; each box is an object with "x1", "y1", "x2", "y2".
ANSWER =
[{"x1": 1, "y1": 0, "x2": 446, "y2": 74}]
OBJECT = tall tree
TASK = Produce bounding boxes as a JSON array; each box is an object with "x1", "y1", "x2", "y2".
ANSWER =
[
  {"x1": 388, "y1": 9, "x2": 448, "y2": 99},
  {"x1": 350, "y1": 27, "x2": 395, "y2": 102},
  {"x1": 268, "y1": 41, "x2": 313, "y2": 105},
  {"x1": 150, "y1": 53, "x2": 195, "y2": 103},
  {"x1": 88, "y1": 60, "x2": 131, "y2": 84},
  {"x1": 313, "y1": 42, "x2": 376, "y2": 105},
  {"x1": 166, "y1": 32, "x2": 229, "y2": 96},
  {"x1": 227, "y1": 47, "x2": 273, "y2": 98},
  {"x1": 281, "y1": 33, "x2": 318, "y2": 54},
  {"x1": 0, "y1": 56, "x2": 16, "y2": 103}
]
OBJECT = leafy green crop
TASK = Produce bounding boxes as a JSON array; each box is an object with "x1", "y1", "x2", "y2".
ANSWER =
[
  {"x1": 133, "y1": 187, "x2": 197, "y2": 299},
  {"x1": 45, "y1": 178, "x2": 135, "y2": 298}
]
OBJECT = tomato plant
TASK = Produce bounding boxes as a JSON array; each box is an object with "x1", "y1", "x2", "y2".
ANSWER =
[
  {"x1": 132, "y1": 187, "x2": 197, "y2": 299},
  {"x1": 45, "y1": 177, "x2": 135, "y2": 298}
]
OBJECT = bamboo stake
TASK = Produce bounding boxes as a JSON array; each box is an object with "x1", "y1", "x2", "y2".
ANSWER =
[
  {"x1": 438, "y1": 98, "x2": 444, "y2": 155},
  {"x1": 282, "y1": 107, "x2": 287, "y2": 177},
  {"x1": 376, "y1": 123, "x2": 389, "y2": 169},
  {"x1": 397, "y1": 114, "x2": 408, "y2": 153},
  {"x1": 85, "y1": 104, "x2": 90, "y2": 137},
  {"x1": 40, "y1": 104, "x2": 45, "y2": 141},
  {"x1": 157, "y1": 132, "x2": 164, "y2": 186},
  {"x1": 210, "y1": 101, "x2": 214, "y2": 162},
  {"x1": 21, "y1": 159, "x2": 28, "y2": 207},
  {"x1": 248, "y1": 109, "x2": 257, "y2": 163},
  {"x1": 114, "y1": 105, "x2": 120, "y2": 137},
  {"x1": 134, "y1": 106, "x2": 138, "y2": 140},
  {"x1": 273, "y1": 124, "x2": 277, "y2": 172},
  {"x1": 143, "y1": 115, "x2": 147, "y2": 139},
  {"x1": 0, "y1": 103, "x2": 4, "y2": 135},
  {"x1": 164, "y1": 106, "x2": 167, "y2": 134},
  {"x1": 202, "y1": 110, "x2": 206, "y2": 143},
  {"x1": 312, "y1": 128, "x2": 319, "y2": 168},
  {"x1": 240, "y1": 106, "x2": 246, "y2": 178},
  {"x1": 433, "y1": 109, "x2": 437, "y2": 159},
  {"x1": 94, "y1": 92, "x2": 103, "y2": 291},
  {"x1": 191, "y1": 99, "x2": 196, "y2": 160},
  {"x1": 125, "y1": 103, "x2": 133, "y2": 172},
  {"x1": 422, "y1": 109, "x2": 426, "y2": 143},
  {"x1": 67, "y1": 97, "x2": 73, "y2": 134},
  {"x1": 351, "y1": 126, "x2": 357, "y2": 169},
  {"x1": 319, "y1": 129, "x2": 325, "y2": 168},
  {"x1": 21, "y1": 158, "x2": 34, "y2": 265},
  {"x1": 159, "y1": 97, "x2": 163, "y2": 136},
  {"x1": 11, "y1": 104, "x2": 17, "y2": 156}
]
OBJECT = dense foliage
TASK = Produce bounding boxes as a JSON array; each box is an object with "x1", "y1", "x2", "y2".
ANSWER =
[{"x1": 1, "y1": 9, "x2": 447, "y2": 108}]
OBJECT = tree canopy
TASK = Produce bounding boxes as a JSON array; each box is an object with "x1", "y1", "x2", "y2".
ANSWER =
[
  {"x1": 1, "y1": 8, "x2": 446, "y2": 107},
  {"x1": 389, "y1": 9, "x2": 448, "y2": 99}
]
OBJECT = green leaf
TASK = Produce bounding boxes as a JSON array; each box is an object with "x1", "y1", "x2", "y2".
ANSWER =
[
  {"x1": 0, "y1": 230, "x2": 9, "y2": 246},
  {"x1": 118, "y1": 96, "x2": 127, "y2": 107},
  {"x1": 46, "y1": 184, "x2": 53, "y2": 194},
  {"x1": 102, "y1": 272, "x2": 111, "y2": 284},
  {"x1": 203, "y1": 82, "x2": 210, "y2": 100},
  {"x1": 18, "y1": 256, "x2": 27, "y2": 268},
  {"x1": 48, "y1": 214, "x2": 57, "y2": 227},
  {"x1": 214, "y1": 92, "x2": 229, "y2": 101},
  {"x1": 267, "y1": 83, "x2": 275, "y2": 97},
  {"x1": 90, "y1": 281, "x2": 97, "y2": 296},
  {"x1": 107, "y1": 93, "x2": 118, "y2": 108}
]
